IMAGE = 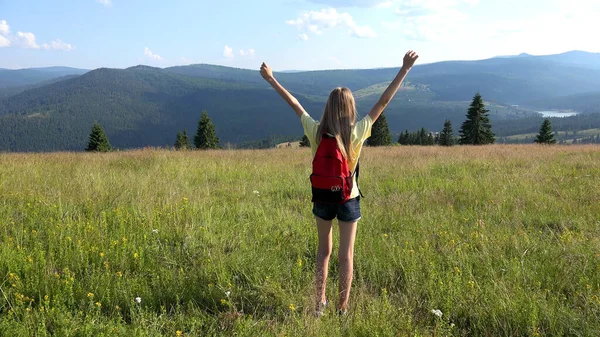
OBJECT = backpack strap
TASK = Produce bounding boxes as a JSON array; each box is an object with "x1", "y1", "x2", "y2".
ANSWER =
[{"x1": 354, "y1": 160, "x2": 365, "y2": 199}]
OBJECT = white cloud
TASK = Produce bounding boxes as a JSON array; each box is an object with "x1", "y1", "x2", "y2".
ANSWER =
[
  {"x1": 375, "y1": 1, "x2": 395, "y2": 8},
  {"x1": 223, "y1": 45, "x2": 234, "y2": 59},
  {"x1": 482, "y1": 8, "x2": 600, "y2": 56},
  {"x1": 42, "y1": 39, "x2": 74, "y2": 51},
  {"x1": 96, "y1": 0, "x2": 112, "y2": 6},
  {"x1": 298, "y1": 33, "x2": 309, "y2": 41},
  {"x1": 0, "y1": 20, "x2": 9, "y2": 35},
  {"x1": 144, "y1": 47, "x2": 163, "y2": 61},
  {"x1": 383, "y1": 0, "x2": 478, "y2": 41},
  {"x1": 240, "y1": 48, "x2": 256, "y2": 57},
  {"x1": 287, "y1": 8, "x2": 377, "y2": 39},
  {"x1": 0, "y1": 35, "x2": 10, "y2": 47},
  {"x1": 16, "y1": 32, "x2": 40, "y2": 49},
  {"x1": 306, "y1": 0, "x2": 392, "y2": 7},
  {"x1": 0, "y1": 20, "x2": 74, "y2": 51},
  {"x1": 351, "y1": 25, "x2": 377, "y2": 38}
]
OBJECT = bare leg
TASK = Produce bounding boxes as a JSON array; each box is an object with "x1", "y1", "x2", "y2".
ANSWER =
[
  {"x1": 337, "y1": 220, "x2": 358, "y2": 312},
  {"x1": 315, "y1": 216, "x2": 333, "y2": 310}
]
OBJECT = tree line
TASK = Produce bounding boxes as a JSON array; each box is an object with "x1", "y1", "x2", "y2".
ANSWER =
[
  {"x1": 87, "y1": 110, "x2": 220, "y2": 152},
  {"x1": 86, "y1": 93, "x2": 567, "y2": 152},
  {"x1": 364, "y1": 93, "x2": 559, "y2": 147}
]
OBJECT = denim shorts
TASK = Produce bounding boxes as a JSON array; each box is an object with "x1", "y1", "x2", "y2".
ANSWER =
[{"x1": 312, "y1": 197, "x2": 361, "y2": 222}]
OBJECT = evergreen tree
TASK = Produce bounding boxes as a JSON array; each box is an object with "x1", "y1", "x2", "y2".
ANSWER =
[
  {"x1": 419, "y1": 128, "x2": 428, "y2": 145},
  {"x1": 439, "y1": 119, "x2": 454, "y2": 146},
  {"x1": 182, "y1": 129, "x2": 192, "y2": 149},
  {"x1": 398, "y1": 130, "x2": 409, "y2": 145},
  {"x1": 459, "y1": 93, "x2": 495, "y2": 145},
  {"x1": 367, "y1": 112, "x2": 392, "y2": 146},
  {"x1": 194, "y1": 110, "x2": 219, "y2": 149},
  {"x1": 86, "y1": 122, "x2": 111, "y2": 152},
  {"x1": 427, "y1": 133, "x2": 435, "y2": 145},
  {"x1": 174, "y1": 129, "x2": 192, "y2": 150},
  {"x1": 174, "y1": 131, "x2": 185, "y2": 150},
  {"x1": 299, "y1": 135, "x2": 311, "y2": 147},
  {"x1": 535, "y1": 119, "x2": 557, "y2": 144}
]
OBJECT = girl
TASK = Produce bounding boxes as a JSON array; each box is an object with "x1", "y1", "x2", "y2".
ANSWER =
[{"x1": 260, "y1": 50, "x2": 419, "y2": 316}]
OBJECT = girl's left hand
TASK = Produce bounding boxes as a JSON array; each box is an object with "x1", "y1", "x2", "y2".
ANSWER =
[{"x1": 260, "y1": 62, "x2": 274, "y2": 81}]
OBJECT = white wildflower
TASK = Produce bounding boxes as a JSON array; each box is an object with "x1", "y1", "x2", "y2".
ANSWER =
[
  {"x1": 225, "y1": 291, "x2": 231, "y2": 297},
  {"x1": 253, "y1": 190, "x2": 260, "y2": 195},
  {"x1": 135, "y1": 297, "x2": 142, "y2": 304},
  {"x1": 431, "y1": 309, "x2": 442, "y2": 318},
  {"x1": 152, "y1": 229, "x2": 158, "y2": 234}
]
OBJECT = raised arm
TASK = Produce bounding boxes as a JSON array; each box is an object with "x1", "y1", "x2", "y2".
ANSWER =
[
  {"x1": 260, "y1": 62, "x2": 307, "y2": 118},
  {"x1": 368, "y1": 50, "x2": 419, "y2": 123}
]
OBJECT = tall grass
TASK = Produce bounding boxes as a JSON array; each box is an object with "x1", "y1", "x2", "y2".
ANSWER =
[{"x1": 1, "y1": 145, "x2": 599, "y2": 336}]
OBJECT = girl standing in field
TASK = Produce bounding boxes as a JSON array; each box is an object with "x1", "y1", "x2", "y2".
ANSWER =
[{"x1": 259, "y1": 50, "x2": 419, "y2": 316}]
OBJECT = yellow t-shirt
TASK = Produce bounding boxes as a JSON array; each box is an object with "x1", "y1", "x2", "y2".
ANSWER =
[{"x1": 301, "y1": 111, "x2": 373, "y2": 199}]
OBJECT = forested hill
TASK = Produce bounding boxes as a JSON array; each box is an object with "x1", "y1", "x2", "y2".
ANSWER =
[
  {"x1": 166, "y1": 52, "x2": 600, "y2": 104},
  {"x1": 0, "y1": 66, "x2": 324, "y2": 151},
  {"x1": 1, "y1": 51, "x2": 600, "y2": 151},
  {"x1": 0, "y1": 67, "x2": 88, "y2": 88}
]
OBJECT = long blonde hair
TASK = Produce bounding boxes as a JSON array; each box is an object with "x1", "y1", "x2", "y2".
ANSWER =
[{"x1": 317, "y1": 87, "x2": 358, "y2": 162}]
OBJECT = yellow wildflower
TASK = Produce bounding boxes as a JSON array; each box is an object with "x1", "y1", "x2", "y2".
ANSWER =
[
  {"x1": 87, "y1": 293, "x2": 94, "y2": 299},
  {"x1": 289, "y1": 304, "x2": 296, "y2": 311},
  {"x1": 176, "y1": 331, "x2": 183, "y2": 336}
]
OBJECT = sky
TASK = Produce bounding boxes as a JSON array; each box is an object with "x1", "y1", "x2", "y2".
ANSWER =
[{"x1": 0, "y1": 0, "x2": 599, "y2": 70}]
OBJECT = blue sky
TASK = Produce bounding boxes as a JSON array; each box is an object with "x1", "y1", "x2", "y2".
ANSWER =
[{"x1": 1, "y1": 0, "x2": 599, "y2": 70}]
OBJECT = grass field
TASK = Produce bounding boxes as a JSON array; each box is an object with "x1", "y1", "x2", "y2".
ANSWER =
[{"x1": 1, "y1": 145, "x2": 599, "y2": 336}]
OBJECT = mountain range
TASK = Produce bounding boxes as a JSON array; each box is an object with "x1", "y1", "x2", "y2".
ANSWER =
[{"x1": 1, "y1": 51, "x2": 599, "y2": 151}]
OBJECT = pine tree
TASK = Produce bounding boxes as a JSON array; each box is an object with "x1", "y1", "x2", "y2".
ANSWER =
[
  {"x1": 419, "y1": 128, "x2": 427, "y2": 145},
  {"x1": 398, "y1": 130, "x2": 408, "y2": 145},
  {"x1": 459, "y1": 93, "x2": 495, "y2": 145},
  {"x1": 439, "y1": 119, "x2": 454, "y2": 146},
  {"x1": 86, "y1": 122, "x2": 112, "y2": 152},
  {"x1": 299, "y1": 135, "x2": 310, "y2": 147},
  {"x1": 194, "y1": 110, "x2": 219, "y2": 149},
  {"x1": 367, "y1": 112, "x2": 392, "y2": 146},
  {"x1": 427, "y1": 133, "x2": 435, "y2": 145},
  {"x1": 182, "y1": 129, "x2": 192, "y2": 149},
  {"x1": 535, "y1": 119, "x2": 557, "y2": 144},
  {"x1": 174, "y1": 131, "x2": 185, "y2": 150}
]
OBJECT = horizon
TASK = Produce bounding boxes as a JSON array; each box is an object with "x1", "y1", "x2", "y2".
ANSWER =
[
  {"x1": 1, "y1": 49, "x2": 598, "y2": 72},
  {"x1": 1, "y1": 0, "x2": 599, "y2": 70}
]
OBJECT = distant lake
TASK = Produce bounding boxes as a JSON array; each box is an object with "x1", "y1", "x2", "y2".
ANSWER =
[{"x1": 538, "y1": 111, "x2": 578, "y2": 118}]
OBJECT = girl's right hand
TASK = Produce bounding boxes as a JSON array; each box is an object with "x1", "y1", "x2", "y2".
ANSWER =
[
  {"x1": 260, "y1": 62, "x2": 274, "y2": 81},
  {"x1": 402, "y1": 50, "x2": 419, "y2": 71}
]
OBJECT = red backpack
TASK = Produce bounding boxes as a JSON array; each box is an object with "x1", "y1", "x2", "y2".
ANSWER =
[{"x1": 310, "y1": 133, "x2": 361, "y2": 204}]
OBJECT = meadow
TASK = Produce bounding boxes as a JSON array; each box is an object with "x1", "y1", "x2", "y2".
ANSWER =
[{"x1": 1, "y1": 145, "x2": 599, "y2": 336}]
